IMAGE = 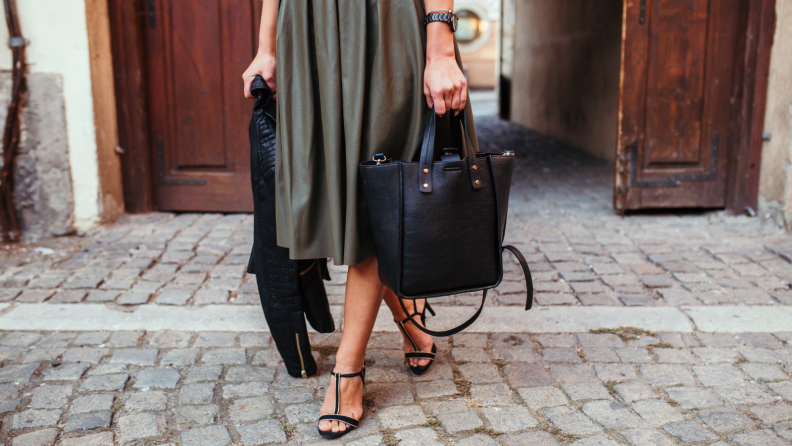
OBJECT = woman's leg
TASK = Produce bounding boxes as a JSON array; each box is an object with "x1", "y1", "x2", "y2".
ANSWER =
[
  {"x1": 318, "y1": 254, "x2": 384, "y2": 433},
  {"x1": 383, "y1": 291, "x2": 435, "y2": 368}
]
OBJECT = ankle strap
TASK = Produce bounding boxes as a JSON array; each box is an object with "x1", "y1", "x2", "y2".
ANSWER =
[{"x1": 330, "y1": 367, "x2": 365, "y2": 384}]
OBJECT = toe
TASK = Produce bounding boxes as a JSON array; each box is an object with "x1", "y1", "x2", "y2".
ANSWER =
[
  {"x1": 331, "y1": 420, "x2": 340, "y2": 432},
  {"x1": 318, "y1": 419, "x2": 330, "y2": 432}
]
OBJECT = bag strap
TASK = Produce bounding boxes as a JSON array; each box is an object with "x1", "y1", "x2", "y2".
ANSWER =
[
  {"x1": 396, "y1": 245, "x2": 534, "y2": 337},
  {"x1": 503, "y1": 244, "x2": 534, "y2": 310}
]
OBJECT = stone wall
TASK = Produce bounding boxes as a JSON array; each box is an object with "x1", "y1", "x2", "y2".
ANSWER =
[
  {"x1": 0, "y1": 72, "x2": 74, "y2": 238},
  {"x1": 758, "y1": 1, "x2": 792, "y2": 231},
  {"x1": 508, "y1": 0, "x2": 623, "y2": 161}
]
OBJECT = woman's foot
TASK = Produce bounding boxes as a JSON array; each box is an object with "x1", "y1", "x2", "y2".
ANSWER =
[
  {"x1": 398, "y1": 299, "x2": 435, "y2": 368},
  {"x1": 317, "y1": 366, "x2": 364, "y2": 435}
]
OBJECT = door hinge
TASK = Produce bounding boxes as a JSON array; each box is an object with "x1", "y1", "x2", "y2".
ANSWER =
[
  {"x1": 156, "y1": 137, "x2": 207, "y2": 186},
  {"x1": 639, "y1": 0, "x2": 647, "y2": 24},
  {"x1": 148, "y1": 0, "x2": 156, "y2": 28}
]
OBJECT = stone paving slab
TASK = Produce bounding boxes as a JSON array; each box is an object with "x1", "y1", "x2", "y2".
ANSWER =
[
  {"x1": 9, "y1": 304, "x2": 792, "y2": 334},
  {"x1": 682, "y1": 307, "x2": 792, "y2": 333},
  {"x1": 0, "y1": 304, "x2": 700, "y2": 333},
  {"x1": 1, "y1": 329, "x2": 791, "y2": 445}
]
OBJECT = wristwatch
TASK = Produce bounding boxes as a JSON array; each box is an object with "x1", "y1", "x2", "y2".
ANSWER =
[{"x1": 425, "y1": 10, "x2": 458, "y2": 33}]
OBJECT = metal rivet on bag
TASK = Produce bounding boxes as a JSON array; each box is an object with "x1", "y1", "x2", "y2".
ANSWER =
[
  {"x1": 473, "y1": 165, "x2": 478, "y2": 170},
  {"x1": 475, "y1": 180, "x2": 480, "y2": 185},
  {"x1": 423, "y1": 168, "x2": 429, "y2": 173},
  {"x1": 423, "y1": 183, "x2": 428, "y2": 188}
]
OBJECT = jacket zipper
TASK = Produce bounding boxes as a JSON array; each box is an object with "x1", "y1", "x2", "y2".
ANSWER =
[
  {"x1": 298, "y1": 260, "x2": 317, "y2": 276},
  {"x1": 295, "y1": 333, "x2": 307, "y2": 378}
]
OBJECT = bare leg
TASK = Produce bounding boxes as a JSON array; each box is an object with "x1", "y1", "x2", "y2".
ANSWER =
[
  {"x1": 318, "y1": 254, "x2": 384, "y2": 434},
  {"x1": 383, "y1": 290, "x2": 435, "y2": 368}
]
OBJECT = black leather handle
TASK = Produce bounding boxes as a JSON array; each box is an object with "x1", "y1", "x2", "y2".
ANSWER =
[{"x1": 418, "y1": 109, "x2": 480, "y2": 194}]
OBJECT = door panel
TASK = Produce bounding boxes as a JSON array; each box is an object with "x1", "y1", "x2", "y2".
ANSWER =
[
  {"x1": 615, "y1": 0, "x2": 746, "y2": 211},
  {"x1": 145, "y1": 0, "x2": 259, "y2": 212}
]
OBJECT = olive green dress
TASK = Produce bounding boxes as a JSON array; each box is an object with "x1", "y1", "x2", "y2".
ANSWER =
[{"x1": 275, "y1": 0, "x2": 477, "y2": 266}]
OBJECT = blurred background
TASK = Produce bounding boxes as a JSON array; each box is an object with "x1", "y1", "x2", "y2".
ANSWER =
[{"x1": 0, "y1": 0, "x2": 790, "y2": 240}]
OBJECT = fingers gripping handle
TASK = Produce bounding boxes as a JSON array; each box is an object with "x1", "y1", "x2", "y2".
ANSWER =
[{"x1": 251, "y1": 75, "x2": 272, "y2": 101}]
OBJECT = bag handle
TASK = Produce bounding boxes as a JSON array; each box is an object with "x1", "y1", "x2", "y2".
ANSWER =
[
  {"x1": 396, "y1": 244, "x2": 534, "y2": 337},
  {"x1": 418, "y1": 110, "x2": 482, "y2": 194}
]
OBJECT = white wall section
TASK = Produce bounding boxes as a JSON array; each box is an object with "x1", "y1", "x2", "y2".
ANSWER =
[{"x1": 0, "y1": 0, "x2": 100, "y2": 230}]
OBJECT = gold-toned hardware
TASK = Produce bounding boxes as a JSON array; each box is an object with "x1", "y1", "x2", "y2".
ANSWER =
[
  {"x1": 298, "y1": 260, "x2": 317, "y2": 276},
  {"x1": 475, "y1": 180, "x2": 480, "y2": 185},
  {"x1": 423, "y1": 183, "x2": 429, "y2": 188},
  {"x1": 423, "y1": 168, "x2": 429, "y2": 174},
  {"x1": 472, "y1": 165, "x2": 478, "y2": 170},
  {"x1": 295, "y1": 333, "x2": 307, "y2": 378}
]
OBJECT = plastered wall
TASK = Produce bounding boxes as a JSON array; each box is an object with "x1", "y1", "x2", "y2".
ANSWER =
[
  {"x1": 508, "y1": 0, "x2": 622, "y2": 161},
  {"x1": 0, "y1": 0, "x2": 123, "y2": 232},
  {"x1": 758, "y1": 1, "x2": 792, "y2": 230}
]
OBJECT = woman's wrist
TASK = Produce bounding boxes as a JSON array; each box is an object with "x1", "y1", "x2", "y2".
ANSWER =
[
  {"x1": 425, "y1": 23, "x2": 455, "y2": 61},
  {"x1": 257, "y1": 46, "x2": 276, "y2": 58}
]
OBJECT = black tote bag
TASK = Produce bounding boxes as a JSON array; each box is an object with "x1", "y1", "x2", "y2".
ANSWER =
[{"x1": 359, "y1": 111, "x2": 533, "y2": 336}]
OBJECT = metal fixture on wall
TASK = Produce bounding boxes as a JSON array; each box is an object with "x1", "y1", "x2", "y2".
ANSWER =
[{"x1": 0, "y1": 0, "x2": 27, "y2": 242}]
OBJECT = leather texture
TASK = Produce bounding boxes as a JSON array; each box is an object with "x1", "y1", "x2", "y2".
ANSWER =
[
  {"x1": 247, "y1": 76, "x2": 335, "y2": 378},
  {"x1": 359, "y1": 111, "x2": 534, "y2": 336}
]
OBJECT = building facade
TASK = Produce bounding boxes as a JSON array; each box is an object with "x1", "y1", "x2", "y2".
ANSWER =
[{"x1": 1, "y1": 0, "x2": 791, "y2": 235}]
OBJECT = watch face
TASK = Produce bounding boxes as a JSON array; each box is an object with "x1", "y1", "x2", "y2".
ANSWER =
[{"x1": 451, "y1": 15, "x2": 458, "y2": 32}]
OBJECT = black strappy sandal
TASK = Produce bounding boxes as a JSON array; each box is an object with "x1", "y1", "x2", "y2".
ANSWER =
[
  {"x1": 395, "y1": 301, "x2": 437, "y2": 376},
  {"x1": 317, "y1": 367, "x2": 365, "y2": 439}
]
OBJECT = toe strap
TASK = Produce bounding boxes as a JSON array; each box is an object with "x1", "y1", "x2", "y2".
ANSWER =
[
  {"x1": 319, "y1": 414, "x2": 360, "y2": 428},
  {"x1": 405, "y1": 351, "x2": 436, "y2": 359}
]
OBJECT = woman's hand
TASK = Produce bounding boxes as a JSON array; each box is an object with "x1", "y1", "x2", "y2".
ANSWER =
[
  {"x1": 243, "y1": 52, "x2": 277, "y2": 98},
  {"x1": 424, "y1": 54, "x2": 467, "y2": 117},
  {"x1": 243, "y1": 0, "x2": 278, "y2": 98},
  {"x1": 423, "y1": 2, "x2": 467, "y2": 117}
]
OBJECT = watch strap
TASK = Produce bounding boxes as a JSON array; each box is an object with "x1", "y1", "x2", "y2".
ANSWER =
[{"x1": 424, "y1": 12, "x2": 451, "y2": 25}]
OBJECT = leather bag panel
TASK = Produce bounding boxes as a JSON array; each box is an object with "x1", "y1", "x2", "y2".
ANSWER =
[{"x1": 400, "y1": 159, "x2": 501, "y2": 296}]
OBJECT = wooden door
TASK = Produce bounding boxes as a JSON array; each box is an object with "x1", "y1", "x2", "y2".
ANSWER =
[
  {"x1": 614, "y1": 0, "x2": 747, "y2": 211},
  {"x1": 144, "y1": 0, "x2": 260, "y2": 212}
]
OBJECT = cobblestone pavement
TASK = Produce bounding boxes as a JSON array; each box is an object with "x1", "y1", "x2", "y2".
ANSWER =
[
  {"x1": 2, "y1": 118, "x2": 791, "y2": 309},
  {"x1": 1, "y1": 329, "x2": 792, "y2": 445},
  {"x1": 1, "y1": 118, "x2": 792, "y2": 445}
]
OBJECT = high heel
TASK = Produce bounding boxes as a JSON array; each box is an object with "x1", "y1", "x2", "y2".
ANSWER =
[
  {"x1": 317, "y1": 367, "x2": 365, "y2": 439},
  {"x1": 395, "y1": 301, "x2": 437, "y2": 376}
]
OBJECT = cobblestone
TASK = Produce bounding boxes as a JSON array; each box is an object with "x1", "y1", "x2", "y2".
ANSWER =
[
  {"x1": 663, "y1": 421, "x2": 719, "y2": 443},
  {"x1": 545, "y1": 406, "x2": 602, "y2": 435},
  {"x1": 10, "y1": 428, "x2": 58, "y2": 446},
  {"x1": 125, "y1": 391, "x2": 167, "y2": 410},
  {"x1": 63, "y1": 410, "x2": 112, "y2": 431},
  {"x1": 43, "y1": 363, "x2": 88, "y2": 381},
  {"x1": 236, "y1": 419, "x2": 287, "y2": 445},
  {"x1": 133, "y1": 368, "x2": 180, "y2": 389},
  {"x1": 181, "y1": 425, "x2": 231, "y2": 446},
  {"x1": 697, "y1": 409, "x2": 755, "y2": 433},
  {"x1": 110, "y1": 348, "x2": 158, "y2": 365},
  {"x1": 666, "y1": 386, "x2": 723, "y2": 409},
  {"x1": 80, "y1": 373, "x2": 129, "y2": 392}
]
